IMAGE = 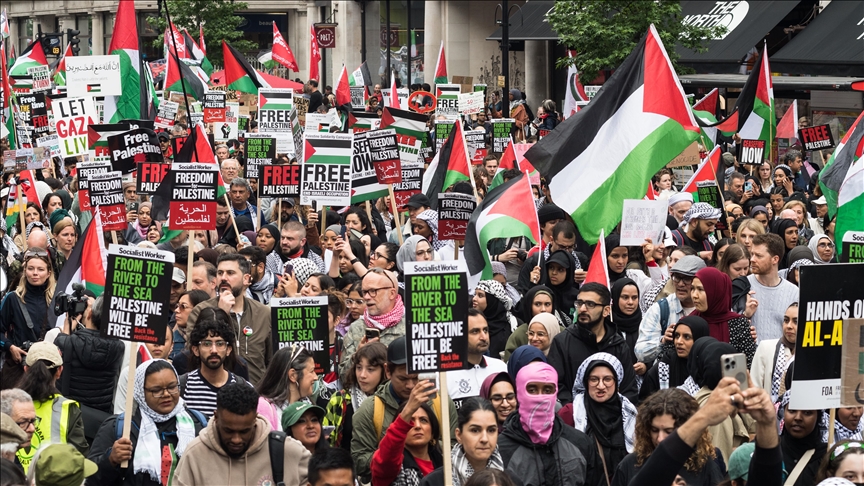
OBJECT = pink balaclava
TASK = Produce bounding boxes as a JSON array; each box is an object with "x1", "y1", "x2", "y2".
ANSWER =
[{"x1": 515, "y1": 361, "x2": 558, "y2": 444}]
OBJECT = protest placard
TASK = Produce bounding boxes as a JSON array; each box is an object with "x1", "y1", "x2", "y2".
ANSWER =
[
  {"x1": 136, "y1": 162, "x2": 170, "y2": 195},
  {"x1": 270, "y1": 296, "x2": 330, "y2": 374},
  {"x1": 214, "y1": 103, "x2": 239, "y2": 142},
  {"x1": 842, "y1": 231, "x2": 864, "y2": 263},
  {"x1": 35, "y1": 134, "x2": 61, "y2": 158},
  {"x1": 305, "y1": 113, "x2": 332, "y2": 133},
  {"x1": 491, "y1": 119, "x2": 514, "y2": 153},
  {"x1": 260, "y1": 164, "x2": 301, "y2": 198},
  {"x1": 88, "y1": 170, "x2": 127, "y2": 231},
  {"x1": 791, "y1": 263, "x2": 864, "y2": 410},
  {"x1": 107, "y1": 128, "x2": 162, "y2": 175},
  {"x1": 65, "y1": 55, "x2": 122, "y2": 96},
  {"x1": 19, "y1": 92, "x2": 49, "y2": 137},
  {"x1": 738, "y1": 139, "x2": 766, "y2": 165},
  {"x1": 154, "y1": 101, "x2": 179, "y2": 129},
  {"x1": 53, "y1": 97, "x2": 96, "y2": 157},
  {"x1": 405, "y1": 260, "x2": 470, "y2": 374},
  {"x1": 458, "y1": 91, "x2": 484, "y2": 115},
  {"x1": 799, "y1": 124, "x2": 836, "y2": 151},
  {"x1": 438, "y1": 193, "x2": 476, "y2": 241},
  {"x1": 102, "y1": 244, "x2": 174, "y2": 343},
  {"x1": 88, "y1": 122, "x2": 137, "y2": 161},
  {"x1": 22, "y1": 148, "x2": 50, "y2": 171},
  {"x1": 350, "y1": 87, "x2": 366, "y2": 110},
  {"x1": 350, "y1": 132, "x2": 388, "y2": 203},
  {"x1": 300, "y1": 132, "x2": 353, "y2": 206},
  {"x1": 393, "y1": 160, "x2": 424, "y2": 211},
  {"x1": 27, "y1": 66, "x2": 51, "y2": 92},
  {"x1": 289, "y1": 108, "x2": 303, "y2": 159},
  {"x1": 465, "y1": 130, "x2": 486, "y2": 164},
  {"x1": 695, "y1": 180, "x2": 729, "y2": 231},
  {"x1": 619, "y1": 199, "x2": 668, "y2": 246},
  {"x1": 666, "y1": 142, "x2": 701, "y2": 168},
  {"x1": 841, "y1": 319, "x2": 864, "y2": 407},
  {"x1": 244, "y1": 134, "x2": 276, "y2": 179},
  {"x1": 258, "y1": 89, "x2": 294, "y2": 131},
  {"x1": 293, "y1": 94, "x2": 310, "y2": 125},
  {"x1": 436, "y1": 84, "x2": 460, "y2": 118},
  {"x1": 435, "y1": 120, "x2": 455, "y2": 152},
  {"x1": 381, "y1": 88, "x2": 410, "y2": 109},
  {"x1": 168, "y1": 163, "x2": 218, "y2": 230},
  {"x1": 203, "y1": 92, "x2": 227, "y2": 122},
  {"x1": 367, "y1": 129, "x2": 402, "y2": 184},
  {"x1": 76, "y1": 161, "x2": 113, "y2": 212}
]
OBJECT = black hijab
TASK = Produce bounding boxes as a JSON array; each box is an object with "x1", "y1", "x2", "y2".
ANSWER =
[
  {"x1": 604, "y1": 233, "x2": 626, "y2": 283},
  {"x1": 260, "y1": 224, "x2": 283, "y2": 257},
  {"x1": 772, "y1": 218, "x2": 798, "y2": 269},
  {"x1": 583, "y1": 359, "x2": 628, "y2": 472},
  {"x1": 780, "y1": 404, "x2": 826, "y2": 486},
  {"x1": 518, "y1": 285, "x2": 557, "y2": 324},
  {"x1": 543, "y1": 250, "x2": 578, "y2": 325},
  {"x1": 687, "y1": 337, "x2": 736, "y2": 390},
  {"x1": 663, "y1": 316, "x2": 710, "y2": 387},
  {"x1": 610, "y1": 278, "x2": 642, "y2": 334}
]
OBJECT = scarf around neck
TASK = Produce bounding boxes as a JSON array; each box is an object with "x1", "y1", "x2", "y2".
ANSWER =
[
  {"x1": 363, "y1": 294, "x2": 405, "y2": 330},
  {"x1": 451, "y1": 443, "x2": 505, "y2": 486}
]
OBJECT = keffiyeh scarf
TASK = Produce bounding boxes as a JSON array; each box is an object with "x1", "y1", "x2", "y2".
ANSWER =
[
  {"x1": 542, "y1": 244, "x2": 582, "y2": 271},
  {"x1": 451, "y1": 443, "x2": 505, "y2": 486},
  {"x1": 571, "y1": 352, "x2": 637, "y2": 453},
  {"x1": 821, "y1": 411, "x2": 864, "y2": 443},
  {"x1": 247, "y1": 268, "x2": 275, "y2": 305},
  {"x1": 350, "y1": 385, "x2": 370, "y2": 411},
  {"x1": 417, "y1": 209, "x2": 446, "y2": 251},
  {"x1": 363, "y1": 294, "x2": 405, "y2": 330},
  {"x1": 680, "y1": 203, "x2": 722, "y2": 228},
  {"x1": 132, "y1": 360, "x2": 196, "y2": 483},
  {"x1": 771, "y1": 341, "x2": 793, "y2": 403}
]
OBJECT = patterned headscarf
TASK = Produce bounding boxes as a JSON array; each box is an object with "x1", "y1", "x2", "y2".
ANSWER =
[
  {"x1": 287, "y1": 257, "x2": 319, "y2": 289},
  {"x1": 416, "y1": 209, "x2": 446, "y2": 251},
  {"x1": 571, "y1": 352, "x2": 637, "y2": 453},
  {"x1": 680, "y1": 202, "x2": 722, "y2": 227}
]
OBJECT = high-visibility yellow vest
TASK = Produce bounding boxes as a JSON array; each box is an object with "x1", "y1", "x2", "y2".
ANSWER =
[{"x1": 16, "y1": 395, "x2": 78, "y2": 474}]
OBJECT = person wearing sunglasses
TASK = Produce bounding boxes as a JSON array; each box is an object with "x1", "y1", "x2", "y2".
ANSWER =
[
  {"x1": 89, "y1": 360, "x2": 208, "y2": 486},
  {"x1": 339, "y1": 268, "x2": 403, "y2": 379}
]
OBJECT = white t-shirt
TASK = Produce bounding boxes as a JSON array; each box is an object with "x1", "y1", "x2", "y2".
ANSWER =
[{"x1": 445, "y1": 356, "x2": 508, "y2": 408}]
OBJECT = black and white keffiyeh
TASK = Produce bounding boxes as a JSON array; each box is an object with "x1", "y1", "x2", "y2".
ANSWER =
[
  {"x1": 771, "y1": 342, "x2": 793, "y2": 403},
  {"x1": 451, "y1": 443, "x2": 505, "y2": 486},
  {"x1": 571, "y1": 352, "x2": 637, "y2": 453},
  {"x1": 680, "y1": 202, "x2": 722, "y2": 228},
  {"x1": 542, "y1": 244, "x2": 582, "y2": 271}
]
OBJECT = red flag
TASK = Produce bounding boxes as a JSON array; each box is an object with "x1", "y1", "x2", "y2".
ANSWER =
[
  {"x1": 645, "y1": 181, "x2": 658, "y2": 200},
  {"x1": 18, "y1": 170, "x2": 41, "y2": 209},
  {"x1": 199, "y1": 24, "x2": 206, "y2": 55},
  {"x1": 272, "y1": 22, "x2": 298, "y2": 71},
  {"x1": 309, "y1": 25, "x2": 321, "y2": 81},
  {"x1": 692, "y1": 88, "x2": 719, "y2": 117},
  {"x1": 389, "y1": 74, "x2": 400, "y2": 109},
  {"x1": 335, "y1": 65, "x2": 351, "y2": 107},
  {"x1": 582, "y1": 228, "x2": 610, "y2": 288},
  {"x1": 681, "y1": 146, "x2": 721, "y2": 193},
  {"x1": 776, "y1": 100, "x2": 799, "y2": 140}
]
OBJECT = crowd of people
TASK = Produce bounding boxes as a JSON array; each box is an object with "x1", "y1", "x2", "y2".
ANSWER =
[{"x1": 0, "y1": 73, "x2": 855, "y2": 486}]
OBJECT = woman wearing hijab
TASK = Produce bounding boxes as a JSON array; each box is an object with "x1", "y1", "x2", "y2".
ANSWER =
[
  {"x1": 125, "y1": 202, "x2": 153, "y2": 245},
  {"x1": 506, "y1": 345, "x2": 547, "y2": 380},
  {"x1": 498, "y1": 361, "x2": 601, "y2": 486},
  {"x1": 783, "y1": 245, "x2": 815, "y2": 285},
  {"x1": 603, "y1": 233, "x2": 654, "y2": 294},
  {"x1": 479, "y1": 373, "x2": 518, "y2": 430},
  {"x1": 473, "y1": 280, "x2": 517, "y2": 359},
  {"x1": 89, "y1": 359, "x2": 207, "y2": 485},
  {"x1": 320, "y1": 224, "x2": 342, "y2": 252},
  {"x1": 504, "y1": 285, "x2": 566, "y2": 361},
  {"x1": 567, "y1": 353, "x2": 637, "y2": 483},
  {"x1": 639, "y1": 316, "x2": 710, "y2": 400},
  {"x1": 808, "y1": 233, "x2": 836, "y2": 264},
  {"x1": 778, "y1": 390, "x2": 827, "y2": 486},
  {"x1": 691, "y1": 267, "x2": 757, "y2": 366},
  {"x1": 772, "y1": 218, "x2": 799, "y2": 269},
  {"x1": 396, "y1": 235, "x2": 435, "y2": 281},
  {"x1": 687, "y1": 337, "x2": 754, "y2": 464},
  {"x1": 525, "y1": 313, "x2": 560, "y2": 357},
  {"x1": 610, "y1": 278, "x2": 643, "y2": 367},
  {"x1": 751, "y1": 303, "x2": 798, "y2": 403},
  {"x1": 529, "y1": 250, "x2": 579, "y2": 326},
  {"x1": 256, "y1": 224, "x2": 284, "y2": 276}
]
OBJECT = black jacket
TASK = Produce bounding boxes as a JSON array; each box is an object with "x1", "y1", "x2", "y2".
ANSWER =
[
  {"x1": 547, "y1": 320, "x2": 639, "y2": 405},
  {"x1": 55, "y1": 328, "x2": 126, "y2": 414},
  {"x1": 498, "y1": 413, "x2": 603, "y2": 486},
  {"x1": 516, "y1": 250, "x2": 589, "y2": 294}
]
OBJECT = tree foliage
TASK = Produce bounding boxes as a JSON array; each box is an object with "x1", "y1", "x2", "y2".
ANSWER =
[
  {"x1": 150, "y1": 0, "x2": 257, "y2": 66},
  {"x1": 548, "y1": 0, "x2": 726, "y2": 82}
]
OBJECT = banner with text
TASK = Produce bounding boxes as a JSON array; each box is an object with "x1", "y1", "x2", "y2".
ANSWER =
[
  {"x1": 168, "y1": 163, "x2": 218, "y2": 230},
  {"x1": 203, "y1": 92, "x2": 227, "y2": 122},
  {"x1": 437, "y1": 193, "x2": 476, "y2": 241},
  {"x1": 77, "y1": 161, "x2": 112, "y2": 212},
  {"x1": 244, "y1": 134, "x2": 276, "y2": 179},
  {"x1": 260, "y1": 164, "x2": 301, "y2": 199},
  {"x1": 799, "y1": 124, "x2": 836, "y2": 151},
  {"x1": 367, "y1": 129, "x2": 402, "y2": 184},
  {"x1": 270, "y1": 296, "x2": 330, "y2": 374},
  {"x1": 491, "y1": 119, "x2": 514, "y2": 153},
  {"x1": 53, "y1": 97, "x2": 96, "y2": 157},
  {"x1": 620, "y1": 199, "x2": 668, "y2": 246},
  {"x1": 108, "y1": 128, "x2": 162, "y2": 175},
  {"x1": 66, "y1": 55, "x2": 122, "y2": 97},
  {"x1": 300, "y1": 132, "x2": 353, "y2": 206},
  {"x1": 88, "y1": 170, "x2": 127, "y2": 231}
]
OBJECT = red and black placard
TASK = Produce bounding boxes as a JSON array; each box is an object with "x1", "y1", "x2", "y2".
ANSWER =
[
  {"x1": 367, "y1": 129, "x2": 402, "y2": 185},
  {"x1": 88, "y1": 170, "x2": 127, "y2": 231},
  {"x1": 168, "y1": 163, "x2": 218, "y2": 230},
  {"x1": 260, "y1": 164, "x2": 301, "y2": 198},
  {"x1": 108, "y1": 128, "x2": 163, "y2": 175},
  {"x1": 738, "y1": 139, "x2": 766, "y2": 165},
  {"x1": 203, "y1": 92, "x2": 227, "y2": 123},
  {"x1": 437, "y1": 192, "x2": 476, "y2": 241},
  {"x1": 76, "y1": 160, "x2": 113, "y2": 213},
  {"x1": 798, "y1": 124, "x2": 835, "y2": 151},
  {"x1": 137, "y1": 162, "x2": 170, "y2": 195}
]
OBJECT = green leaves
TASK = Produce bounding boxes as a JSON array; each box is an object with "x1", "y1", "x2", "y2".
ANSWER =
[{"x1": 549, "y1": 0, "x2": 725, "y2": 81}]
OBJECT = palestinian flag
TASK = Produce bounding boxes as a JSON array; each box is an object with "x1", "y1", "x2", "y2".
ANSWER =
[
  {"x1": 464, "y1": 172, "x2": 540, "y2": 287},
  {"x1": 223, "y1": 40, "x2": 270, "y2": 94},
  {"x1": 8, "y1": 39, "x2": 48, "y2": 77},
  {"x1": 309, "y1": 24, "x2": 321, "y2": 81},
  {"x1": 691, "y1": 88, "x2": 722, "y2": 151},
  {"x1": 52, "y1": 43, "x2": 73, "y2": 86},
  {"x1": 142, "y1": 60, "x2": 160, "y2": 120},
  {"x1": 562, "y1": 50, "x2": 588, "y2": 119},
  {"x1": 422, "y1": 121, "x2": 470, "y2": 208},
  {"x1": 524, "y1": 25, "x2": 700, "y2": 243},
  {"x1": 6, "y1": 170, "x2": 40, "y2": 230},
  {"x1": 776, "y1": 100, "x2": 799, "y2": 140},
  {"x1": 582, "y1": 228, "x2": 610, "y2": 288},
  {"x1": 682, "y1": 146, "x2": 721, "y2": 195},
  {"x1": 692, "y1": 88, "x2": 719, "y2": 117},
  {"x1": 257, "y1": 50, "x2": 278, "y2": 70},
  {"x1": 199, "y1": 25, "x2": 206, "y2": 55},
  {"x1": 821, "y1": 111, "x2": 864, "y2": 218},
  {"x1": 335, "y1": 65, "x2": 351, "y2": 107},
  {"x1": 103, "y1": 0, "x2": 140, "y2": 123},
  {"x1": 259, "y1": 89, "x2": 294, "y2": 111},
  {"x1": 388, "y1": 73, "x2": 400, "y2": 109},
  {"x1": 50, "y1": 213, "x2": 107, "y2": 306},
  {"x1": 182, "y1": 28, "x2": 213, "y2": 78},
  {"x1": 836, "y1": 163, "x2": 864, "y2": 260},
  {"x1": 164, "y1": 48, "x2": 208, "y2": 100},
  {"x1": 349, "y1": 62, "x2": 372, "y2": 87},
  {"x1": 380, "y1": 107, "x2": 429, "y2": 149},
  {"x1": 5, "y1": 42, "x2": 15, "y2": 70},
  {"x1": 1, "y1": 8, "x2": 9, "y2": 39},
  {"x1": 433, "y1": 41, "x2": 447, "y2": 85},
  {"x1": 1, "y1": 43, "x2": 15, "y2": 149},
  {"x1": 271, "y1": 22, "x2": 298, "y2": 71},
  {"x1": 489, "y1": 140, "x2": 536, "y2": 190}
]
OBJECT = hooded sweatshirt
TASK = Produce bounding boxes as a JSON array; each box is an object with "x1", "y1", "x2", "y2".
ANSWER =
[{"x1": 173, "y1": 415, "x2": 310, "y2": 486}]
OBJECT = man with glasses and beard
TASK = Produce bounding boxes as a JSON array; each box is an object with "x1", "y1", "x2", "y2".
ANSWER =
[
  {"x1": 174, "y1": 382, "x2": 310, "y2": 486},
  {"x1": 444, "y1": 309, "x2": 507, "y2": 407},
  {"x1": 186, "y1": 254, "x2": 272, "y2": 384},
  {"x1": 547, "y1": 283, "x2": 639, "y2": 404},
  {"x1": 339, "y1": 268, "x2": 404, "y2": 377},
  {"x1": 180, "y1": 318, "x2": 246, "y2": 418},
  {"x1": 670, "y1": 202, "x2": 722, "y2": 260}
]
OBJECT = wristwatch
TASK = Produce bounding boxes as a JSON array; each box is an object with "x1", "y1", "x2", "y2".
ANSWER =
[{"x1": 350, "y1": 258, "x2": 360, "y2": 265}]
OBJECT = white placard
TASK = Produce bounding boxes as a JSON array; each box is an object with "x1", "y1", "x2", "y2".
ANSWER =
[
  {"x1": 458, "y1": 91, "x2": 484, "y2": 115},
  {"x1": 52, "y1": 97, "x2": 97, "y2": 157},
  {"x1": 619, "y1": 199, "x2": 668, "y2": 246},
  {"x1": 65, "y1": 55, "x2": 123, "y2": 97}
]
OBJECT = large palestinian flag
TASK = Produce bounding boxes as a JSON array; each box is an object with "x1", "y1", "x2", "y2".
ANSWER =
[
  {"x1": 380, "y1": 107, "x2": 429, "y2": 149},
  {"x1": 164, "y1": 47, "x2": 208, "y2": 100},
  {"x1": 222, "y1": 41, "x2": 270, "y2": 94},
  {"x1": 821, "y1": 111, "x2": 864, "y2": 218},
  {"x1": 433, "y1": 41, "x2": 447, "y2": 85},
  {"x1": 52, "y1": 212, "x2": 107, "y2": 301},
  {"x1": 464, "y1": 172, "x2": 540, "y2": 287},
  {"x1": 103, "y1": 0, "x2": 141, "y2": 123},
  {"x1": 524, "y1": 25, "x2": 700, "y2": 243},
  {"x1": 8, "y1": 39, "x2": 47, "y2": 77},
  {"x1": 423, "y1": 121, "x2": 470, "y2": 209}
]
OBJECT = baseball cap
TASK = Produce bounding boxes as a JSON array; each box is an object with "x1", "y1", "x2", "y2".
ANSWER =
[
  {"x1": 172, "y1": 267, "x2": 186, "y2": 284},
  {"x1": 280, "y1": 402, "x2": 325, "y2": 430},
  {"x1": 812, "y1": 195, "x2": 827, "y2": 206},
  {"x1": 405, "y1": 194, "x2": 431, "y2": 210},
  {"x1": 727, "y1": 441, "x2": 755, "y2": 480},
  {"x1": 35, "y1": 443, "x2": 98, "y2": 486},
  {"x1": 388, "y1": 336, "x2": 408, "y2": 365},
  {"x1": 25, "y1": 341, "x2": 63, "y2": 368},
  {"x1": 669, "y1": 255, "x2": 706, "y2": 278}
]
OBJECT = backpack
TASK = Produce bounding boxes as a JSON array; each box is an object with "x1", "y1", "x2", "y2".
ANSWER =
[
  {"x1": 268, "y1": 430, "x2": 287, "y2": 486},
  {"x1": 658, "y1": 297, "x2": 671, "y2": 334},
  {"x1": 373, "y1": 394, "x2": 442, "y2": 441}
]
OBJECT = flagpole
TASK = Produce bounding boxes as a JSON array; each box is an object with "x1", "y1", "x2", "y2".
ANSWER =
[
  {"x1": 186, "y1": 232, "x2": 194, "y2": 291},
  {"x1": 15, "y1": 177, "x2": 26, "y2": 236},
  {"x1": 162, "y1": 0, "x2": 198, "y2": 161}
]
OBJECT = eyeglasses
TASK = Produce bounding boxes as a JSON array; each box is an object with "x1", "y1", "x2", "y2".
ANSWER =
[
  {"x1": 198, "y1": 340, "x2": 228, "y2": 349},
  {"x1": 144, "y1": 384, "x2": 180, "y2": 398},
  {"x1": 15, "y1": 417, "x2": 40, "y2": 429},
  {"x1": 362, "y1": 287, "x2": 394, "y2": 298},
  {"x1": 671, "y1": 274, "x2": 694, "y2": 285},
  {"x1": 831, "y1": 441, "x2": 864, "y2": 460},
  {"x1": 24, "y1": 249, "x2": 49, "y2": 259},
  {"x1": 489, "y1": 393, "x2": 516, "y2": 403},
  {"x1": 588, "y1": 376, "x2": 615, "y2": 387},
  {"x1": 415, "y1": 248, "x2": 434, "y2": 257},
  {"x1": 575, "y1": 299, "x2": 605, "y2": 310},
  {"x1": 554, "y1": 242, "x2": 575, "y2": 252},
  {"x1": 374, "y1": 252, "x2": 390, "y2": 261},
  {"x1": 345, "y1": 298, "x2": 365, "y2": 306},
  {"x1": 818, "y1": 242, "x2": 835, "y2": 249}
]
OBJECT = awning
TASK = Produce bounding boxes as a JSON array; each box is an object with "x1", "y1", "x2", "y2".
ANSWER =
[
  {"x1": 486, "y1": 1, "x2": 557, "y2": 41},
  {"x1": 678, "y1": 74, "x2": 864, "y2": 91},
  {"x1": 675, "y1": 0, "x2": 801, "y2": 73},
  {"x1": 771, "y1": 1, "x2": 864, "y2": 77}
]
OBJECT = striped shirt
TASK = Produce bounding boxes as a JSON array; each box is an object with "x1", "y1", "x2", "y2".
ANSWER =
[{"x1": 182, "y1": 369, "x2": 238, "y2": 417}]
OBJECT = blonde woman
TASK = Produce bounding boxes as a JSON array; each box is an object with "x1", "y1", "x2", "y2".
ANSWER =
[
  {"x1": 783, "y1": 199, "x2": 815, "y2": 244},
  {"x1": 735, "y1": 218, "x2": 765, "y2": 252}
]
